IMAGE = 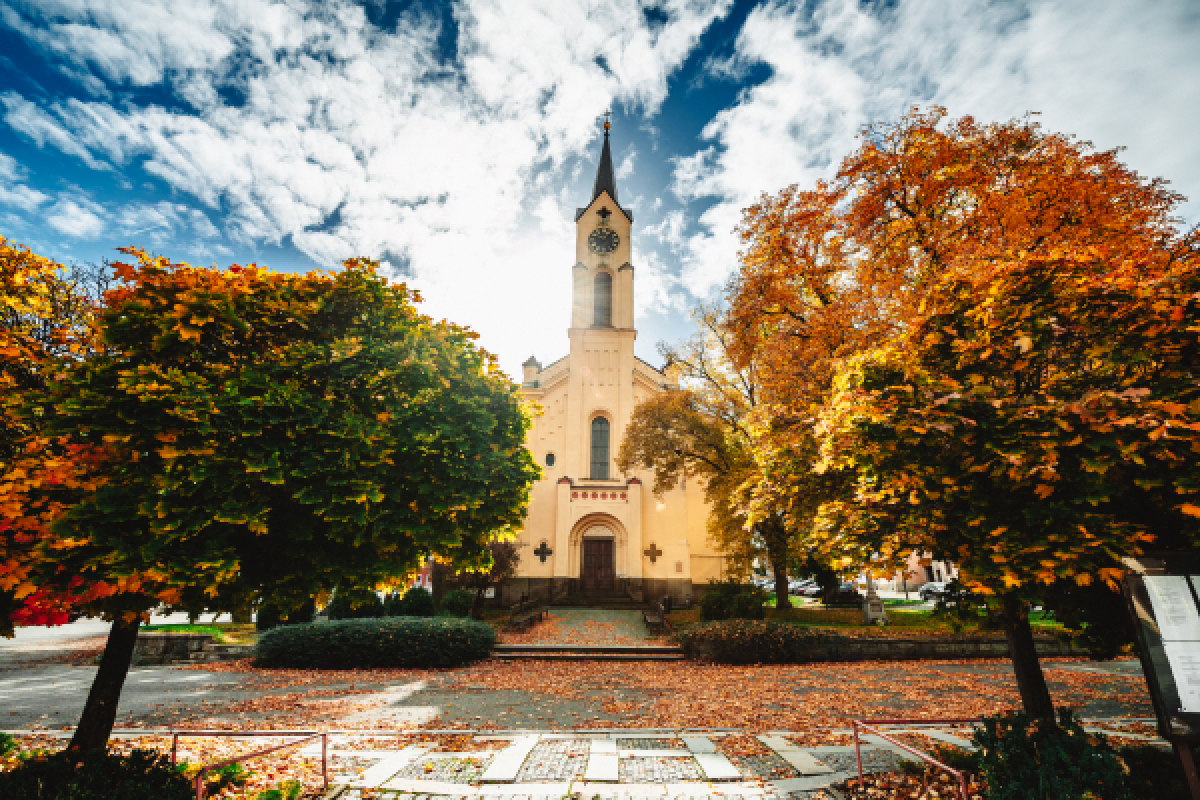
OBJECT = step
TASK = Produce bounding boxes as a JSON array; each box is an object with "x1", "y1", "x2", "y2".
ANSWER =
[
  {"x1": 493, "y1": 644, "x2": 684, "y2": 661},
  {"x1": 495, "y1": 652, "x2": 685, "y2": 661}
]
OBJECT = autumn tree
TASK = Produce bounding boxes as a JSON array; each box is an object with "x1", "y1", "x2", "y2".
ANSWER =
[
  {"x1": 0, "y1": 239, "x2": 111, "y2": 635},
  {"x1": 4, "y1": 248, "x2": 539, "y2": 750},
  {"x1": 617, "y1": 306, "x2": 801, "y2": 608},
  {"x1": 727, "y1": 107, "x2": 1198, "y2": 719}
]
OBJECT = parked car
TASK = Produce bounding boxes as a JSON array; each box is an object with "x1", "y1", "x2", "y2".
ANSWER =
[
  {"x1": 918, "y1": 581, "x2": 949, "y2": 601},
  {"x1": 788, "y1": 579, "x2": 817, "y2": 595},
  {"x1": 800, "y1": 583, "x2": 825, "y2": 597}
]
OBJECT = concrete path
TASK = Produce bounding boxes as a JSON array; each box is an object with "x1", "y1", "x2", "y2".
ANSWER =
[{"x1": 499, "y1": 609, "x2": 653, "y2": 646}]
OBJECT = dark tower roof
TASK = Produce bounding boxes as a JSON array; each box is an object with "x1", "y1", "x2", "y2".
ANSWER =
[
  {"x1": 591, "y1": 126, "x2": 618, "y2": 205},
  {"x1": 576, "y1": 117, "x2": 632, "y2": 223}
]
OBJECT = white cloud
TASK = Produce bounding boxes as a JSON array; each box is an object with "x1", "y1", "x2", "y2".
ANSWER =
[
  {"x1": 46, "y1": 196, "x2": 105, "y2": 238},
  {"x1": 1, "y1": 0, "x2": 732, "y2": 377},
  {"x1": 672, "y1": 0, "x2": 1200, "y2": 297},
  {"x1": 616, "y1": 151, "x2": 636, "y2": 180},
  {"x1": 0, "y1": 151, "x2": 48, "y2": 212}
]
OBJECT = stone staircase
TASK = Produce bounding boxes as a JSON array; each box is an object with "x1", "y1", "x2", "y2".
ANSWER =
[
  {"x1": 493, "y1": 643, "x2": 684, "y2": 661},
  {"x1": 183, "y1": 642, "x2": 256, "y2": 664},
  {"x1": 547, "y1": 593, "x2": 646, "y2": 610}
]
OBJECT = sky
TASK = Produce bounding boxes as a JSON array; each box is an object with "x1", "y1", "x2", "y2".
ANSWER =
[{"x1": 1, "y1": 0, "x2": 1198, "y2": 379}]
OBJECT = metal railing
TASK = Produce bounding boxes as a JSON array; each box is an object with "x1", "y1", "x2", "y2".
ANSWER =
[
  {"x1": 169, "y1": 729, "x2": 328, "y2": 800},
  {"x1": 851, "y1": 718, "x2": 978, "y2": 800}
]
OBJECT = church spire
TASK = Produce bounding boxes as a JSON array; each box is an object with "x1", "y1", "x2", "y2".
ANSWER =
[{"x1": 591, "y1": 112, "x2": 618, "y2": 205}]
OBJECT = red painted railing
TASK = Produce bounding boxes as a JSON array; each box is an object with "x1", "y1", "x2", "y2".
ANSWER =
[
  {"x1": 168, "y1": 729, "x2": 328, "y2": 800},
  {"x1": 851, "y1": 718, "x2": 978, "y2": 800}
]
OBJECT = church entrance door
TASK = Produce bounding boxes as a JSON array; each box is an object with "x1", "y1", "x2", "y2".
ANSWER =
[{"x1": 582, "y1": 538, "x2": 614, "y2": 591}]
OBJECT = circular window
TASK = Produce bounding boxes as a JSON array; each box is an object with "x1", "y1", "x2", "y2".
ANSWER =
[{"x1": 545, "y1": 453, "x2": 556, "y2": 467}]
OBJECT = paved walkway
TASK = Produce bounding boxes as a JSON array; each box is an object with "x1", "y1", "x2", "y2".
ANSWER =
[
  {"x1": 498, "y1": 609, "x2": 653, "y2": 645},
  {"x1": 290, "y1": 721, "x2": 1161, "y2": 799}
]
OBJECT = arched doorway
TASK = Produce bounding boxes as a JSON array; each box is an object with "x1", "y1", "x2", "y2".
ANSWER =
[{"x1": 581, "y1": 524, "x2": 615, "y2": 591}]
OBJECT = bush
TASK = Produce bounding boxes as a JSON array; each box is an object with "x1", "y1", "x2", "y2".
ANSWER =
[
  {"x1": 731, "y1": 593, "x2": 766, "y2": 620},
  {"x1": 326, "y1": 589, "x2": 385, "y2": 620},
  {"x1": 676, "y1": 620, "x2": 819, "y2": 664},
  {"x1": 256, "y1": 780, "x2": 303, "y2": 800},
  {"x1": 1119, "y1": 744, "x2": 1191, "y2": 799},
  {"x1": 440, "y1": 589, "x2": 476, "y2": 618},
  {"x1": 700, "y1": 580, "x2": 767, "y2": 621},
  {"x1": 0, "y1": 732, "x2": 16, "y2": 757},
  {"x1": 386, "y1": 586, "x2": 435, "y2": 617},
  {"x1": 255, "y1": 599, "x2": 316, "y2": 632},
  {"x1": 0, "y1": 749, "x2": 193, "y2": 799},
  {"x1": 256, "y1": 616, "x2": 496, "y2": 669},
  {"x1": 972, "y1": 709, "x2": 1133, "y2": 800}
]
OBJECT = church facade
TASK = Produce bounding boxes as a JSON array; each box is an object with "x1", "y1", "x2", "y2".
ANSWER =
[{"x1": 504, "y1": 125, "x2": 726, "y2": 605}]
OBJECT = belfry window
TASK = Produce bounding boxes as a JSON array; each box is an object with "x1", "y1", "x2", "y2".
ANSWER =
[
  {"x1": 590, "y1": 417, "x2": 610, "y2": 480},
  {"x1": 594, "y1": 272, "x2": 612, "y2": 327}
]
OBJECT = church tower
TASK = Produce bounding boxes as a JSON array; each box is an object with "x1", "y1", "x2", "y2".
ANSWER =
[{"x1": 508, "y1": 119, "x2": 725, "y2": 606}]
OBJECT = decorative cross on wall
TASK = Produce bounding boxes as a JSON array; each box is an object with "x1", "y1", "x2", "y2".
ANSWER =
[
  {"x1": 534, "y1": 542, "x2": 553, "y2": 563},
  {"x1": 644, "y1": 543, "x2": 663, "y2": 563},
  {"x1": 597, "y1": 206, "x2": 612, "y2": 223}
]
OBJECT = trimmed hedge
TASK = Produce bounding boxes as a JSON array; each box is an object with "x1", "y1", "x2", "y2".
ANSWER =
[
  {"x1": 676, "y1": 619, "x2": 819, "y2": 664},
  {"x1": 0, "y1": 749, "x2": 193, "y2": 799},
  {"x1": 256, "y1": 616, "x2": 496, "y2": 669}
]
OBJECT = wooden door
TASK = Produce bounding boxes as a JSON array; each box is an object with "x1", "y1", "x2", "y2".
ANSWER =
[{"x1": 582, "y1": 539, "x2": 614, "y2": 591}]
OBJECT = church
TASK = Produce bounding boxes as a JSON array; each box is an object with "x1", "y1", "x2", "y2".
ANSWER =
[{"x1": 503, "y1": 122, "x2": 726, "y2": 606}]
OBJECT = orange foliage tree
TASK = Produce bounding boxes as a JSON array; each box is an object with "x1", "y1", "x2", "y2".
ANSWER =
[
  {"x1": 727, "y1": 108, "x2": 1198, "y2": 718},
  {"x1": 2, "y1": 246, "x2": 538, "y2": 750}
]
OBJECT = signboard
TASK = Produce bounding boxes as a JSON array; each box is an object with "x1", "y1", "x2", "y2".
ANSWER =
[{"x1": 1123, "y1": 557, "x2": 1200, "y2": 741}]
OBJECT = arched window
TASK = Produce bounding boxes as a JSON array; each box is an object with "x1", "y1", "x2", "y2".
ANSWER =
[
  {"x1": 594, "y1": 272, "x2": 612, "y2": 327},
  {"x1": 590, "y1": 417, "x2": 610, "y2": 480}
]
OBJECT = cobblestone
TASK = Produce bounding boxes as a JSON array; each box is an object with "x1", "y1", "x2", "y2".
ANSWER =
[
  {"x1": 396, "y1": 755, "x2": 493, "y2": 783},
  {"x1": 617, "y1": 755, "x2": 705, "y2": 783},
  {"x1": 725, "y1": 752, "x2": 797, "y2": 780},
  {"x1": 816, "y1": 749, "x2": 904, "y2": 774},
  {"x1": 514, "y1": 738, "x2": 589, "y2": 782},
  {"x1": 615, "y1": 737, "x2": 685, "y2": 750}
]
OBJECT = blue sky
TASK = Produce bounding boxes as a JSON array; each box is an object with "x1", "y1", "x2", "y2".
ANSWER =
[{"x1": 2, "y1": 0, "x2": 1198, "y2": 379}]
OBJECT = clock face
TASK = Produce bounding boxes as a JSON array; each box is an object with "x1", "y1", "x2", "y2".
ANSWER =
[{"x1": 588, "y1": 227, "x2": 620, "y2": 255}]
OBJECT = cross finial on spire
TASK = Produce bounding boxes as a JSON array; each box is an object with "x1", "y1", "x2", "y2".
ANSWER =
[{"x1": 602, "y1": 109, "x2": 612, "y2": 134}]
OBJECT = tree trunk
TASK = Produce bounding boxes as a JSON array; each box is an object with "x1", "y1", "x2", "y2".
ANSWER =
[
  {"x1": 69, "y1": 616, "x2": 142, "y2": 751},
  {"x1": 1000, "y1": 592, "x2": 1055, "y2": 721},
  {"x1": 765, "y1": 528, "x2": 791, "y2": 609}
]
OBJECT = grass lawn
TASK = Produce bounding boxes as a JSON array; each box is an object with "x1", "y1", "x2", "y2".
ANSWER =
[{"x1": 141, "y1": 623, "x2": 258, "y2": 645}]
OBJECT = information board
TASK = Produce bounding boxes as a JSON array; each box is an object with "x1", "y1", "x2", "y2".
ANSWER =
[{"x1": 1144, "y1": 576, "x2": 1200, "y2": 713}]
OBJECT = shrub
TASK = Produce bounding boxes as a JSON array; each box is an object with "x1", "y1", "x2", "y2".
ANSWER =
[
  {"x1": 256, "y1": 599, "x2": 316, "y2": 632},
  {"x1": 386, "y1": 586, "x2": 435, "y2": 617},
  {"x1": 256, "y1": 616, "x2": 496, "y2": 669},
  {"x1": 700, "y1": 589, "x2": 732, "y2": 621},
  {"x1": 326, "y1": 588, "x2": 385, "y2": 620},
  {"x1": 676, "y1": 620, "x2": 819, "y2": 664},
  {"x1": 256, "y1": 780, "x2": 303, "y2": 800},
  {"x1": 972, "y1": 709, "x2": 1133, "y2": 800},
  {"x1": 0, "y1": 749, "x2": 193, "y2": 799},
  {"x1": 0, "y1": 732, "x2": 16, "y2": 757},
  {"x1": 440, "y1": 589, "x2": 476, "y2": 618},
  {"x1": 700, "y1": 579, "x2": 767, "y2": 621},
  {"x1": 1119, "y1": 744, "x2": 1191, "y2": 799},
  {"x1": 731, "y1": 593, "x2": 766, "y2": 620}
]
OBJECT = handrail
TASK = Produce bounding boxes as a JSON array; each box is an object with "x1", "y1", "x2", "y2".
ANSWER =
[
  {"x1": 169, "y1": 729, "x2": 327, "y2": 800},
  {"x1": 851, "y1": 717, "x2": 978, "y2": 800}
]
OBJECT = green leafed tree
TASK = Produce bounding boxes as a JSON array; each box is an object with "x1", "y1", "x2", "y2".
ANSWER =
[{"x1": 6, "y1": 248, "x2": 539, "y2": 750}]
